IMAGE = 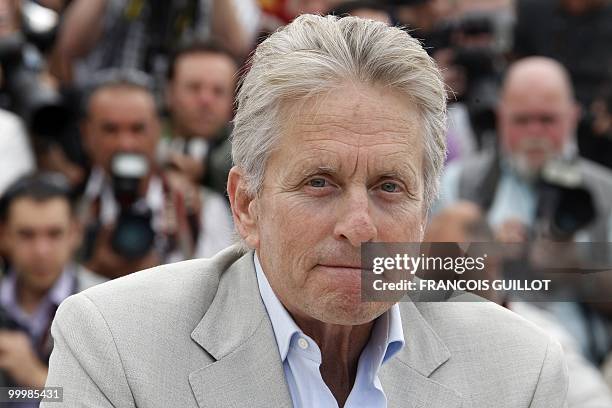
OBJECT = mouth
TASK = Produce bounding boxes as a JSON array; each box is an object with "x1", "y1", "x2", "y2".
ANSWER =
[{"x1": 317, "y1": 264, "x2": 373, "y2": 273}]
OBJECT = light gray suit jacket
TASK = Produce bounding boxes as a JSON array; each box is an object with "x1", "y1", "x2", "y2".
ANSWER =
[{"x1": 43, "y1": 245, "x2": 568, "y2": 407}]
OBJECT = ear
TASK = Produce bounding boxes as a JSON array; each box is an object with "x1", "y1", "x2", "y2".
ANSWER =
[{"x1": 227, "y1": 167, "x2": 260, "y2": 248}]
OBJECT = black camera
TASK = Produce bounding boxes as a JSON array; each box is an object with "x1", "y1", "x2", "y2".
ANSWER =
[
  {"x1": 536, "y1": 160, "x2": 596, "y2": 240},
  {"x1": 109, "y1": 153, "x2": 156, "y2": 260},
  {"x1": 0, "y1": 32, "x2": 69, "y2": 136},
  {"x1": 0, "y1": 1, "x2": 70, "y2": 139}
]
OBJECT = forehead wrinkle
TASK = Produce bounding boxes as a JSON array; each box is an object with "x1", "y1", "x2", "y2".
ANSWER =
[
  {"x1": 298, "y1": 109, "x2": 413, "y2": 126},
  {"x1": 290, "y1": 150, "x2": 346, "y2": 176},
  {"x1": 296, "y1": 120, "x2": 417, "y2": 146}
]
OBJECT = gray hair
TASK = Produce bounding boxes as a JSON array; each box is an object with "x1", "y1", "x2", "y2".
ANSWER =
[{"x1": 232, "y1": 14, "x2": 447, "y2": 207}]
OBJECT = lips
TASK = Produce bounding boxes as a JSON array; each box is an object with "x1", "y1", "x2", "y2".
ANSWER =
[{"x1": 317, "y1": 264, "x2": 373, "y2": 272}]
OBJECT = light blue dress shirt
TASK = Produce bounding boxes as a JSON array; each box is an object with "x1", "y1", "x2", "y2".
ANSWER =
[
  {"x1": 437, "y1": 159, "x2": 536, "y2": 228},
  {"x1": 254, "y1": 253, "x2": 405, "y2": 408}
]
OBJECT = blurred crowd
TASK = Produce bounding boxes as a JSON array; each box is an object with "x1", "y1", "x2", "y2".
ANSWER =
[{"x1": 0, "y1": 0, "x2": 612, "y2": 405}]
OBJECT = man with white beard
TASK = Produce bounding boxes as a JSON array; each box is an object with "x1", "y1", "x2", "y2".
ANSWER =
[{"x1": 437, "y1": 56, "x2": 612, "y2": 243}]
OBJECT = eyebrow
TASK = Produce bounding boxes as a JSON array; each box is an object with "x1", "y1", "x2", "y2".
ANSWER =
[
  {"x1": 293, "y1": 160, "x2": 418, "y2": 183},
  {"x1": 297, "y1": 165, "x2": 339, "y2": 178}
]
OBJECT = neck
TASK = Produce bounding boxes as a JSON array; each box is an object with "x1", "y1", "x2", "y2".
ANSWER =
[
  {"x1": 16, "y1": 279, "x2": 46, "y2": 315},
  {"x1": 292, "y1": 314, "x2": 374, "y2": 406}
]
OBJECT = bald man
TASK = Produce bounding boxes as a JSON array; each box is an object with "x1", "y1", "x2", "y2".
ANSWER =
[
  {"x1": 437, "y1": 57, "x2": 612, "y2": 243},
  {"x1": 436, "y1": 57, "x2": 612, "y2": 366}
]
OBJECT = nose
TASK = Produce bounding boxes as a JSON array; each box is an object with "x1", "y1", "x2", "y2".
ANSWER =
[
  {"x1": 198, "y1": 88, "x2": 215, "y2": 107},
  {"x1": 117, "y1": 132, "x2": 141, "y2": 152},
  {"x1": 33, "y1": 237, "x2": 52, "y2": 258},
  {"x1": 333, "y1": 187, "x2": 378, "y2": 247},
  {"x1": 524, "y1": 116, "x2": 546, "y2": 135}
]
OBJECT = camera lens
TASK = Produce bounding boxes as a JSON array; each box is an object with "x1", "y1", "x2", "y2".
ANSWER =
[{"x1": 111, "y1": 210, "x2": 156, "y2": 259}]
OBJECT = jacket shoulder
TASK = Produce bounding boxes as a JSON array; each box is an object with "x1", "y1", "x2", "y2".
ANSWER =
[
  {"x1": 409, "y1": 298, "x2": 568, "y2": 405},
  {"x1": 74, "y1": 245, "x2": 247, "y2": 324},
  {"x1": 414, "y1": 297, "x2": 553, "y2": 353}
]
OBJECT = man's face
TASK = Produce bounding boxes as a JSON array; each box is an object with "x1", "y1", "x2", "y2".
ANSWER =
[
  {"x1": 2, "y1": 198, "x2": 77, "y2": 293},
  {"x1": 167, "y1": 53, "x2": 236, "y2": 139},
  {"x1": 84, "y1": 87, "x2": 160, "y2": 173},
  {"x1": 239, "y1": 85, "x2": 426, "y2": 325},
  {"x1": 498, "y1": 80, "x2": 578, "y2": 175}
]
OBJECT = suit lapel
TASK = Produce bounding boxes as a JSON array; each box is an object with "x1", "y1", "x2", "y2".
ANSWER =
[
  {"x1": 381, "y1": 300, "x2": 463, "y2": 408},
  {"x1": 187, "y1": 248, "x2": 461, "y2": 408},
  {"x1": 188, "y1": 250, "x2": 292, "y2": 408}
]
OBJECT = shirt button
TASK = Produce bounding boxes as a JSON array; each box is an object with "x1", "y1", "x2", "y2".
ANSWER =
[{"x1": 298, "y1": 337, "x2": 309, "y2": 350}]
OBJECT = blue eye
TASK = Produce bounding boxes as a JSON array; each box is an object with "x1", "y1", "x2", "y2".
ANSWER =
[
  {"x1": 381, "y1": 182, "x2": 399, "y2": 193},
  {"x1": 308, "y1": 178, "x2": 327, "y2": 188}
]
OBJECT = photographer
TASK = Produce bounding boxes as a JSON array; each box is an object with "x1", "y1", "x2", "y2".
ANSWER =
[
  {"x1": 160, "y1": 40, "x2": 238, "y2": 196},
  {"x1": 438, "y1": 57, "x2": 612, "y2": 243},
  {"x1": 0, "y1": 0, "x2": 88, "y2": 192},
  {"x1": 50, "y1": 0, "x2": 256, "y2": 86},
  {"x1": 79, "y1": 72, "x2": 233, "y2": 279},
  {"x1": 437, "y1": 57, "x2": 612, "y2": 364},
  {"x1": 0, "y1": 173, "x2": 105, "y2": 393}
]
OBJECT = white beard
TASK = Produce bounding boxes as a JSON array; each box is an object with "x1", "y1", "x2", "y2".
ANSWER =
[
  {"x1": 506, "y1": 152, "x2": 542, "y2": 181},
  {"x1": 506, "y1": 136, "x2": 558, "y2": 181}
]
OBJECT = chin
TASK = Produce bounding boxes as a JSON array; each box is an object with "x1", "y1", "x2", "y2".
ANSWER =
[{"x1": 313, "y1": 296, "x2": 392, "y2": 326}]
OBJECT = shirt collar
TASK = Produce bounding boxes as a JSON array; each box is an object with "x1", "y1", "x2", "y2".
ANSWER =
[
  {"x1": 0, "y1": 265, "x2": 75, "y2": 336},
  {"x1": 1, "y1": 265, "x2": 75, "y2": 310},
  {"x1": 373, "y1": 300, "x2": 405, "y2": 365},
  {"x1": 254, "y1": 252, "x2": 405, "y2": 365},
  {"x1": 47, "y1": 264, "x2": 76, "y2": 306}
]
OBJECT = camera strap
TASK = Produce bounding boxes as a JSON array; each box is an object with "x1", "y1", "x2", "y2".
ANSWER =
[
  {"x1": 458, "y1": 147, "x2": 502, "y2": 211},
  {"x1": 158, "y1": 172, "x2": 202, "y2": 260}
]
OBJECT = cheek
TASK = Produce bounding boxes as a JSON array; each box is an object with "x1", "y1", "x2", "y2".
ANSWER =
[
  {"x1": 257, "y1": 196, "x2": 333, "y2": 275},
  {"x1": 99, "y1": 141, "x2": 119, "y2": 162},
  {"x1": 550, "y1": 123, "x2": 571, "y2": 146},
  {"x1": 372, "y1": 198, "x2": 426, "y2": 239},
  {"x1": 503, "y1": 126, "x2": 523, "y2": 150},
  {"x1": 259, "y1": 197, "x2": 325, "y2": 251},
  {"x1": 378, "y1": 212, "x2": 425, "y2": 242},
  {"x1": 11, "y1": 249, "x2": 30, "y2": 266},
  {"x1": 219, "y1": 99, "x2": 234, "y2": 118}
]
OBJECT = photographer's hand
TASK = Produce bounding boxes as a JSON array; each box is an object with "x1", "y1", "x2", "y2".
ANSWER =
[
  {"x1": 168, "y1": 152, "x2": 205, "y2": 184},
  {"x1": 495, "y1": 218, "x2": 528, "y2": 244},
  {"x1": 0, "y1": 330, "x2": 47, "y2": 387}
]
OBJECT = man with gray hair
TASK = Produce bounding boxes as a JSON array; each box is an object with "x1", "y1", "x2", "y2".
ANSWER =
[{"x1": 43, "y1": 15, "x2": 568, "y2": 407}]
